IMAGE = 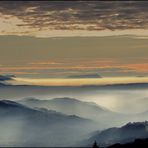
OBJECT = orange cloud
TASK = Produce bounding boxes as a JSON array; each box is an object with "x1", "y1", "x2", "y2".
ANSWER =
[
  {"x1": 120, "y1": 63, "x2": 148, "y2": 72},
  {"x1": 1, "y1": 58, "x2": 148, "y2": 76}
]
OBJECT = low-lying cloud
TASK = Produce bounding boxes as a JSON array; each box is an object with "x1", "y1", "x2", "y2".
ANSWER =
[{"x1": 0, "y1": 75, "x2": 15, "y2": 81}]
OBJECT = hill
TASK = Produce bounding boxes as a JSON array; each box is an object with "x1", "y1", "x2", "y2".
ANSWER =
[
  {"x1": 0, "y1": 99, "x2": 97, "y2": 147},
  {"x1": 108, "y1": 138, "x2": 148, "y2": 148},
  {"x1": 81, "y1": 121, "x2": 148, "y2": 147},
  {"x1": 19, "y1": 97, "x2": 123, "y2": 128}
]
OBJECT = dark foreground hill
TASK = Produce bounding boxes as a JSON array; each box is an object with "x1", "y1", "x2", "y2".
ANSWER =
[
  {"x1": 80, "y1": 121, "x2": 148, "y2": 147},
  {"x1": 108, "y1": 138, "x2": 148, "y2": 148}
]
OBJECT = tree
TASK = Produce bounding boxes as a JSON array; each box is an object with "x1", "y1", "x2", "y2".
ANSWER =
[{"x1": 92, "y1": 141, "x2": 99, "y2": 148}]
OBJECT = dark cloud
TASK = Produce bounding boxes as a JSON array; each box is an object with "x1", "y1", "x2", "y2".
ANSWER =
[
  {"x1": 67, "y1": 73, "x2": 102, "y2": 79},
  {"x1": 0, "y1": 75, "x2": 15, "y2": 81},
  {"x1": 0, "y1": 1, "x2": 148, "y2": 31}
]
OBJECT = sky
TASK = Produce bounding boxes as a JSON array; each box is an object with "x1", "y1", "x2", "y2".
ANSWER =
[{"x1": 0, "y1": 1, "x2": 148, "y2": 85}]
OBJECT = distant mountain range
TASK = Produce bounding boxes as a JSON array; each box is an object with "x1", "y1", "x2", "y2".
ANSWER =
[
  {"x1": 18, "y1": 97, "x2": 126, "y2": 128},
  {"x1": 0, "y1": 99, "x2": 97, "y2": 147},
  {"x1": 81, "y1": 121, "x2": 148, "y2": 147},
  {"x1": 18, "y1": 97, "x2": 148, "y2": 129},
  {"x1": 1, "y1": 83, "x2": 148, "y2": 99},
  {"x1": 1, "y1": 99, "x2": 148, "y2": 147},
  {"x1": 19, "y1": 97, "x2": 111, "y2": 116}
]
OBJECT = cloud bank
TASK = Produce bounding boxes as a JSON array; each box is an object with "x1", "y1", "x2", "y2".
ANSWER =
[
  {"x1": 0, "y1": 1, "x2": 148, "y2": 37},
  {"x1": 0, "y1": 75, "x2": 15, "y2": 81}
]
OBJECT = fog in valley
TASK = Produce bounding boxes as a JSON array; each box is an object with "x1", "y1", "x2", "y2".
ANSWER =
[
  {"x1": 1, "y1": 85, "x2": 148, "y2": 114},
  {"x1": 0, "y1": 84, "x2": 148, "y2": 146}
]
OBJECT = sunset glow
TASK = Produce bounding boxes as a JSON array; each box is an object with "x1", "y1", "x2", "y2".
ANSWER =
[{"x1": 13, "y1": 77, "x2": 148, "y2": 86}]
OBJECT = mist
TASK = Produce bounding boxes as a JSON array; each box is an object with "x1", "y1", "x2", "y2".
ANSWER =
[
  {"x1": 1, "y1": 85, "x2": 148, "y2": 114},
  {"x1": 0, "y1": 83, "x2": 148, "y2": 146}
]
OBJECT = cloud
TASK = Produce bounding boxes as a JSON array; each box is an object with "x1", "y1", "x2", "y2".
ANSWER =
[
  {"x1": 67, "y1": 73, "x2": 102, "y2": 79},
  {"x1": 0, "y1": 75, "x2": 15, "y2": 81},
  {"x1": 1, "y1": 57, "x2": 148, "y2": 78},
  {"x1": 0, "y1": 1, "x2": 148, "y2": 36}
]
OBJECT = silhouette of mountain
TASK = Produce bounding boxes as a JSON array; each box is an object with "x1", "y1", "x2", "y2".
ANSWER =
[
  {"x1": 81, "y1": 121, "x2": 148, "y2": 147},
  {"x1": 0, "y1": 99, "x2": 97, "y2": 147},
  {"x1": 19, "y1": 97, "x2": 110, "y2": 115},
  {"x1": 108, "y1": 138, "x2": 148, "y2": 148},
  {"x1": 0, "y1": 75, "x2": 15, "y2": 81},
  {"x1": 0, "y1": 100, "x2": 25, "y2": 108},
  {"x1": 19, "y1": 97, "x2": 123, "y2": 128}
]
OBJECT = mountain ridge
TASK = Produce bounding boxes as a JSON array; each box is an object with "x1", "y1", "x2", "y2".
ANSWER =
[
  {"x1": 0, "y1": 99, "x2": 98, "y2": 147},
  {"x1": 81, "y1": 121, "x2": 148, "y2": 147}
]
